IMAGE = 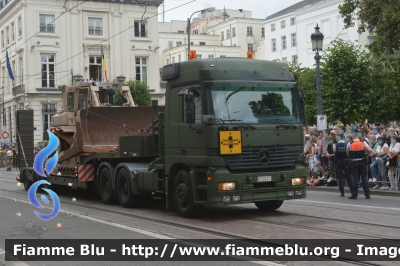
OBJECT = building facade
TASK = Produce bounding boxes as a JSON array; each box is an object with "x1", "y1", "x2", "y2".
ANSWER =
[
  {"x1": 263, "y1": 0, "x2": 368, "y2": 67},
  {"x1": 0, "y1": 0, "x2": 163, "y2": 145}
]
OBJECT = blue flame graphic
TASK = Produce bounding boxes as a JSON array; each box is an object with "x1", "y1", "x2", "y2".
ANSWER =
[
  {"x1": 33, "y1": 129, "x2": 59, "y2": 177},
  {"x1": 28, "y1": 180, "x2": 60, "y2": 221}
]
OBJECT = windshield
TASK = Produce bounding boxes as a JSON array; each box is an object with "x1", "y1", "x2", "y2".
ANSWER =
[{"x1": 205, "y1": 82, "x2": 300, "y2": 124}]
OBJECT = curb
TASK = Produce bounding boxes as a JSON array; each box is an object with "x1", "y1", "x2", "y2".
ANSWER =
[{"x1": 307, "y1": 185, "x2": 400, "y2": 197}]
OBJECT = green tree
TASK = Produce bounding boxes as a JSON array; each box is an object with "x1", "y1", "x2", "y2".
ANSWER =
[
  {"x1": 338, "y1": 0, "x2": 400, "y2": 53},
  {"x1": 320, "y1": 39, "x2": 371, "y2": 123},
  {"x1": 114, "y1": 79, "x2": 151, "y2": 106}
]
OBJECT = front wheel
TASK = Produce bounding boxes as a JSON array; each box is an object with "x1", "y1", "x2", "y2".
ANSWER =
[
  {"x1": 254, "y1": 200, "x2": 283, "y2": 211},
  {"x1": 173, "y1": 170, "x2": 203, "y2": 218}
]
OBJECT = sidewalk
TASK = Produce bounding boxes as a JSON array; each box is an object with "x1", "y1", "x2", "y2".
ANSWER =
[{"x1": 308, "y1": 183, "x2": 400, "y2": 197}]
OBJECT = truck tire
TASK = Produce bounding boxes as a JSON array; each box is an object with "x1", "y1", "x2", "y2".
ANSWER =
[
  {"x1": 99, "y1": 168, "x2": 117, "y2": 205},
  {"x1": 173, "y1": 170, "x2": 203, "y2": 218},
  {"x1": 116, "y1": 168, "x2": 139, "y2": 208},
  {"x1": 22, "y1": 171, "x2": 32, "y2": 191},
  {"x1": 254, "y1": 200, "x2": 283, "y2": 211}
]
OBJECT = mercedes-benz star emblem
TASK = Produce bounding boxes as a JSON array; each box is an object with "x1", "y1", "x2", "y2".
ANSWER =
[{"x1": 258, "y1": 150, "x2": 270, "y2": 165}]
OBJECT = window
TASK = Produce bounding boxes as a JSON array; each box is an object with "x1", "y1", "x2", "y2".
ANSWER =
[
  {"x1": 88, "y1": 18, "x2": 102, "y2": 35},
  {"x1": 196, "y1": 54, "x2": 202, "y2": 59},
  {"x1": 178, "y1": 54, "x2": 181, "y2": 62},
  {"x1": 78, "y1": 89, "x2": 88, "y2": 110},
  {"x1": 166, "y1": 58, "x2": 170, "y2": 65},
  {"x1": 1, "y1": 31, "x2": 3, "y2": 48},
  {"x1": 6, "y1": 27, "x2": 9, "y2": 45},
  {"x1": 199, "y1": 42, "x2": 205, "y2": 45},
  {"x1": 281, "y1": 20, "x2": 286, "y2": 29},
  {"x1": 281, "y1": 36, "x2": 287, "y2": 49},
  {"x1": 176, "y1": 41, "x2": 182, "y2": 46},
  {"x1": 39, "y1": 15, "x2": 55, "y2": 33},
  {"x1": 208, "y1": 54, "x2": 214, "y2": 58},
  {"x1": 192, "y1": 29, "x2": 198, "y2": 34},
  {"x1": 291, "y1": 33, "x2": 297, "y2": 47},
  {"x1": 282, "y1": 57, "x2": 287, "y2": 63},
  {"x1": 227, "y1": 29, "x2": 230, "y2": 39},
  {"x1": 290, "y1": 17, "x2": 296, "y2": 26},
  {"x1": 67, "y1": 92, "x2": 75, "y2": 111},
  {"x1": 271, "y1": 39, "x2": 276, "y2": 52},
  {"x1": 135, "y1": 57, "x2": 148, "y2": 85},
  {"x1": 42, "y1": 103, "x2": 57, "y2": 140},
  {"x1": 220, "y1": 55, "x2": 226, "y2": 58},
  {"x1": 172, "y1": 56, "x2": 175, "y2": 63},
  {"x1": 41, "y1": 54, "x2": 55, "y2": 88},
  {"x1": 232, "y1": 27, "x2": 236, "y2": 37},
  {"x1": 247, "y1": 26, "x2": 253, "y2": 36},
  {"x1": 248, "y1": 43, "x2": 253, "y2": 51},
  {"x1": 11, "y1": 22, "x2": 14, "y2": 42},
  {"x1": 168, "y1": 41, "x2": 173, "y2": 48},
  {"x1": 134, "y1": 21, "x2": 147, "y2": 37},
  {"x1": 221, "y1": 31, "x2": 224, "y2": 41},
  {"x1": 261, "y1": 27, "x2": 265, "y2": 37},
  {"x1": 271, "y1": 23, "x2": 275, "y2": 32},
  {"x1": 89, "y1": 56, "x2": 102, "y2": 82},
  {"x1": 178, "y1": 30, "x2": 184, "y2": 33},
  {"x1": 18, "y1": 17, "x2": 22, "y2": 36},
  {"x1": 292, "y1": 55, "x2": 298, "y2": 65}
]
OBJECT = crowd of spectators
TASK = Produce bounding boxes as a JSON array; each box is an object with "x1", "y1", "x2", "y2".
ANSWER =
[{"x1": 303, "y1": 120, "x2": 400, "y2": 191}]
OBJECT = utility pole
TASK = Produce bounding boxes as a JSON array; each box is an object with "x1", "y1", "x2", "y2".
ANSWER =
[{"x1": 71, "y1": 68, "x2": 73, "y2": 84}]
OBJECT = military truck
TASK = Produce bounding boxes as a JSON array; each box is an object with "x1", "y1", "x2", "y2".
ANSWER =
[{"x1": 17, "y1": 56, "x2": 306, "y2": 217}]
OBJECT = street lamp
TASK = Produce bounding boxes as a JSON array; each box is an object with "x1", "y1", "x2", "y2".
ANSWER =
[
  {"x1": 310, "y1": 23, "x2": 324, "y2": 115},
  {"x1": 187, "y1": 7, "x2": 215, "y2": 59}
]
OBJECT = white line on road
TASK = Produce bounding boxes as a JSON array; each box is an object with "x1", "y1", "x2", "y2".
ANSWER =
[
  {"x1": 297, "y1": 199, "x2": 400, "y2": 211},
  {"x1": 0, "y1": 194, "x2": 284, "y2": 266},
  {"x1": 0, "y1": 247, "x2": 30, "y2": 266}
]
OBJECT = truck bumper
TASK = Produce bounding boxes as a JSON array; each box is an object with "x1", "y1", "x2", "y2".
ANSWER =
[{"x1": 202, "y1": 166, "x2": 306, "y2": 206}]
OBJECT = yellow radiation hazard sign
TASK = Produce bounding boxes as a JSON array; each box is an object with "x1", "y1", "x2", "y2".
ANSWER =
[{"x1": 219, "y1": 130, "x2": 242, "y2": 155}]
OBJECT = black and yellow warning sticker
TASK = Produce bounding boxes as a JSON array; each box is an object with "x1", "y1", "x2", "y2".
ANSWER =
[{"x1": 219, "y1": 130, "x2": 242, "y2": 155}]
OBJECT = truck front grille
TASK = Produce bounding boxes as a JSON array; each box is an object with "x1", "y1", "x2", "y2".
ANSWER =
[{"x1": 207, "y1": 145, "x2": 302, "y2": 174}]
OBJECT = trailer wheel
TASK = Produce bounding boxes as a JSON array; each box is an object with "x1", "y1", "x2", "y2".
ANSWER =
[
  {"x1": 173, "y1": 170, "x2": 203, "y2": 218},
  {"x1": 254, "y1": 200, "x2": 283, "y2": 211},
  {"x1": 22, "y1": 171, "x2": 32, "y2": 191},
  {"x1": 117, "y1": 168, "x2": 139, "y2": 208},
  {"x1": 99, "y1": 168, "x2": 117, "y2": 205}
]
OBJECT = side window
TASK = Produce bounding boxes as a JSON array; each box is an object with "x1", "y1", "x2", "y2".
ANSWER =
[
  {"x1": 78, "y1": 89, "x2": 88, "y2": 110},
  {"x1": 67, "y1": 92, "x2": 75, "y2": 111},
  {"x1": 182, "y1": 87, "x2": 202, "y2": 124}
]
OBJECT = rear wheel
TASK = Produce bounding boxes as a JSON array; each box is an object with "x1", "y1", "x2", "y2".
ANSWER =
[
  {"x1": 173, "y1": 170, "x2": 204, "y2": 218},
  {"x1": 116, "y1": 168, "x2": 139, "y2": 208},
  {"x1": 22, "y1": 171, "x2": 32, "y2": 191},
  {"x1": 99, "y1": 168, "x2": 117, "y2": 205},
  {"x1": 254, "y1": 200, "x2": 283, "y2": 211}
]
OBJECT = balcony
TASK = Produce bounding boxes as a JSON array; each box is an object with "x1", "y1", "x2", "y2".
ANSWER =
[
  {"x1": 88, "y1": 26, "x2": 103, "y2": 36},
  {"x1": 40, "y1": 23, "x2": 55, "y2": 33},
  {"x1": 13, "y1": 84, "x2": 25, "y2": 96}
]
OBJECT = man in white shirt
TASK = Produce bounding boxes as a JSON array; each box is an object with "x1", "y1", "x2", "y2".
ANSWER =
[{"x1": 346, "y1": 129, "x2": 377, "y2": 199}]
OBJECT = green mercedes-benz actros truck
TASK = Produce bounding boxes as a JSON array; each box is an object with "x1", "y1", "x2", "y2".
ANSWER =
[{"x1": 17, "y1": 57, "x2": 306, "y2": 217}]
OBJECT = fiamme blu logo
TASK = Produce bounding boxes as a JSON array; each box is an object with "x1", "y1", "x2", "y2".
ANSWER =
[{"x1": 28, "y1": 129, "x2": 61, "y2": 221}]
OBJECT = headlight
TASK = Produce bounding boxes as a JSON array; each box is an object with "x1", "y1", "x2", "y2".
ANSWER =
[
  {"x1": 292, "y1": 177, "x2": 305, "y2": 186},
  {"x1": 218, "y1": 182, "x2": 236, "y2": 191}
]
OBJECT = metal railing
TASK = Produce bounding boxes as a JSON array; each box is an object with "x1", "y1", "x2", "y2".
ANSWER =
[
  {"x1": 40, "y1": 23, "x2": 55, "y2": 33},
  {"x1": 88, "y1": 26, "x2": 102, "y2": 35}
]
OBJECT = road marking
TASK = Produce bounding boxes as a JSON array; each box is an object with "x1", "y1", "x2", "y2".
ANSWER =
[
  {"x1": 0, "y1": 194, "x2": 283, "y2": 266},
  {"x1": 297, "y1": 199, "x2": 400, "y2": 211},
  {"x1": 0, "y1": 247, "x2": 30, "y2": 266}
]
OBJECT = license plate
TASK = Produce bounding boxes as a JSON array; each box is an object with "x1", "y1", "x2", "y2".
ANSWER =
[{"x1": 258, "y1": 176, "x2": 272, "y2": 182}]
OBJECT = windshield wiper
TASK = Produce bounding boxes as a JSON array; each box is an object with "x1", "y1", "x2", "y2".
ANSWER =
[
  {"x1": 265, "y1": 118, "x2": 298, "y2": 129},
  {"x1": 225, "y1": 87, "x2": 246, "y2": 102},
  {"x1": 217, "y1": 119, "x2": 256, "y2": 130}
]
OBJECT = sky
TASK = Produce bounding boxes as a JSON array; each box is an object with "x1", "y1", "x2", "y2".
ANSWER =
[{"x1": 158, "y1": 0, "x2": 301, "y2": 22}]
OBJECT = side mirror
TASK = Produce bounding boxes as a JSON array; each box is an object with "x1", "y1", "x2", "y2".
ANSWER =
[
  {"x1": 298, "y1": 90, "x2": 305, "y2": 124},
  {"x1": 201, "y1": 115, "x2": 215, "y2": 125},
  {"x1": 186, "y1": 102, "x2": 195, "y2": 124}
]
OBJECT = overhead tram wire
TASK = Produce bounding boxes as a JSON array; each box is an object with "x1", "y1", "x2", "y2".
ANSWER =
[
  {"x1": 0, "y1": 0, "x2": 196, "y2": 93},
  {"x1": 0, "y1": 0, "x2": 87, "y2": 64}
]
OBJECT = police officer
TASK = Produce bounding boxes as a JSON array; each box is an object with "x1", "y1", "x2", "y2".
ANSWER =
[
  {"x1": 347, "y1": 129, "x2": 377, "y2": 199},
  {"x1": 333, "y1": 133, "x2": 349, "y2": 197}
]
